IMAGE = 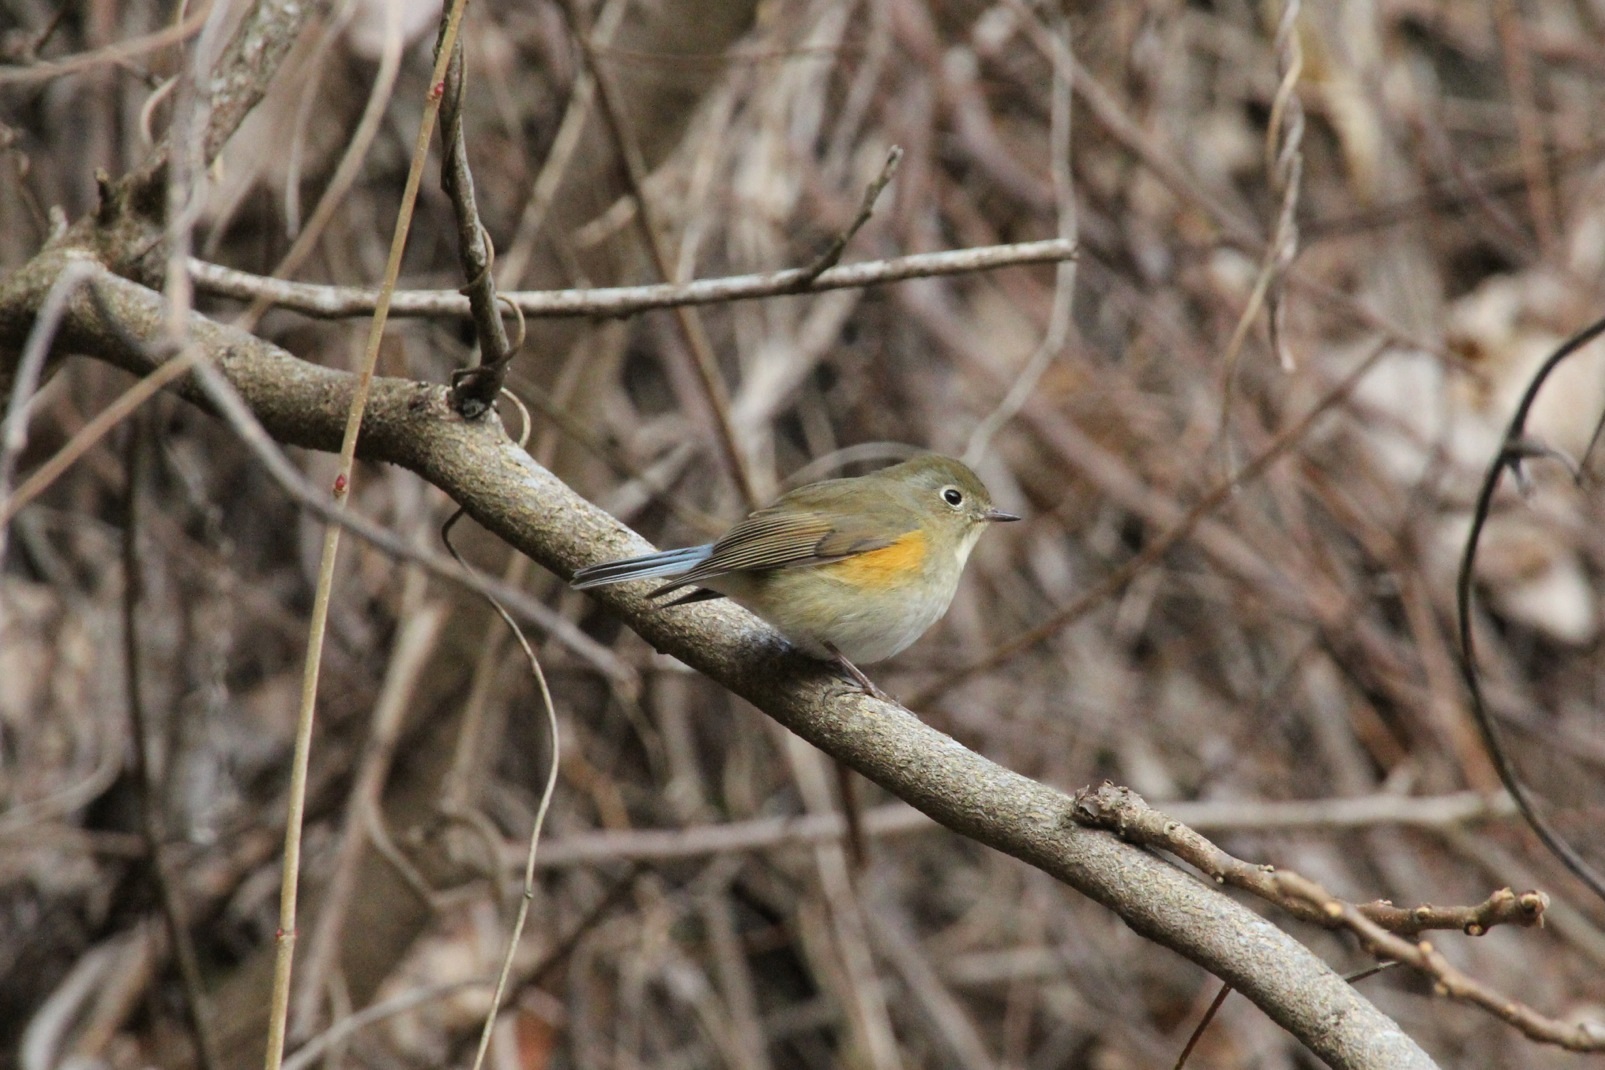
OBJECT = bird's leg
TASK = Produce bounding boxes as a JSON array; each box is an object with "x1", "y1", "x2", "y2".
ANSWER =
[{"x1": 824, "y1": 643, "x2": 888, "y2": 700}]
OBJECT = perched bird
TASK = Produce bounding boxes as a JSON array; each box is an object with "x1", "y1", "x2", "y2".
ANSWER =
[{"x1": 571, "y1": 454, "x2": 1019, "y2": 691}]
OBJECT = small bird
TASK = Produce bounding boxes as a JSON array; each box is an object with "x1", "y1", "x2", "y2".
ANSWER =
[{"x1": 571, "y1": 454, "x2": 1019, "y2": 692}]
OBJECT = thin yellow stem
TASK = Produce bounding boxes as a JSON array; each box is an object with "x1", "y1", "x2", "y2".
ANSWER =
[{"x1": 261, "y1": 3, "x2": 473, "y2": 1068}]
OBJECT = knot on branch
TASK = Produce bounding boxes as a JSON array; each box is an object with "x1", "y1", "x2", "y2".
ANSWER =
[
  {"x1": 1068, "y1": 781, "x2": 1146, "y2": 837},
  {"x1": 449, "y1": 363, "x2": 510, "y2": 420}
]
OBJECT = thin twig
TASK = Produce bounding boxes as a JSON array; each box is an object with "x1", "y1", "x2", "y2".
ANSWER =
[
  {"x1": 122, "y1": 414, "x2": 220, "y2": 1070},
  {"x1": 1173, "y1": 983, "x2": 1232, "y2": 1070},
  {"x1": 443, "y1": 391, "x2": 540, "y2": 813},
  {"x1": 964, "y1": 6, "x2": 1076, "y2": 465},
  {"x1": 1180, "y1": 960, "x2": 1394, "y2": 1070},
  {"x1": 436, "y1": 397, "x2": 551, "y2": 1070},
  {"x1": 1277, "y1": 872, "x2": 1605, "y2": 1051},
  {"x1": 442, "y1": 509, "x2": 564, "y2": 1070},
  {"x1": 188, "y1": 239, "x2": 1079, "y2": 319}
]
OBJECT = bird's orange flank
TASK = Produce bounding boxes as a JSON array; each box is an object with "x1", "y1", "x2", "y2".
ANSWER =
[{"x1": 823, "y1": 530, "x2": 928, "y2": 590}]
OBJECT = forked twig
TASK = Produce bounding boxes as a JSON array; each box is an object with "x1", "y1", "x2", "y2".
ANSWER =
[
  {"x1": 792, "y1": 145, "x2": 903, "y2": 288},
  {"x1": 1279, "y1": 872, "x2": 1605, "y2": 1051},
  {"x1": 1071, "y1": 783, "x2": 1547, "y2": 937},
  {"x1": 189, "y1": 239, "x2": 1079, "y2": 320}
]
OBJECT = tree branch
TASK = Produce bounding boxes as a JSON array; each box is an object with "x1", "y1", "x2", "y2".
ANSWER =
[{"x1": 0, "y1": 252, "x2": 1438, "y2": 1070}]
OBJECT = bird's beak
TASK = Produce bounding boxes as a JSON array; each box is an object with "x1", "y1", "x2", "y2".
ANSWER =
[{"x1": 984, "y1": 508, "x2": 1021, "y2": 523}]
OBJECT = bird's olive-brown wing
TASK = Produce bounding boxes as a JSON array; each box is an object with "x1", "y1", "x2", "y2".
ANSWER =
[{"x1": 670, "y1": 505, "x2": 910, "y2": 587}]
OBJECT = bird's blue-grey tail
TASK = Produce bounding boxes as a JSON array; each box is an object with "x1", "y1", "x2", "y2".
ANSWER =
[{"x1": 570, "y1": 544, "x2": 715, "y2": 590}]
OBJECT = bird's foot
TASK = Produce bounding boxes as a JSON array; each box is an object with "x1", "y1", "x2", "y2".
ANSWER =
[{"x1": 825, "y1": 644, "x2": 891, "y2": 701}]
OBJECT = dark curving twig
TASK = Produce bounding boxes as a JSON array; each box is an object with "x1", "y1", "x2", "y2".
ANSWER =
[
  {"x1": 1455, "y1": 312, "x2": 1605, "y2": 904},
  {"x1": 437, "y1": 37, "x2": 518, "y2": 418}
]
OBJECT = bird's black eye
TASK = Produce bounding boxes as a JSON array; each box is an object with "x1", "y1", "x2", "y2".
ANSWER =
[{"x1": 942, "y1": 487, "x2": 964, "y2": 507}]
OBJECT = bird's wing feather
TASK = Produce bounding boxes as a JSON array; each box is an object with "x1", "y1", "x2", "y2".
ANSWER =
[
  {"x1": 672, "y1": 506, "x2": 909, "y2": 585},
  {"x1": 570, "y1": 544, "x2": 713, "y2": 589}
]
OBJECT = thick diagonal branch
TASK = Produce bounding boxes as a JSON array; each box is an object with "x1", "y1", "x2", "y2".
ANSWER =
[{"x1": 0, "y1": 254, "x2": 1438, "y2": 1070}]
